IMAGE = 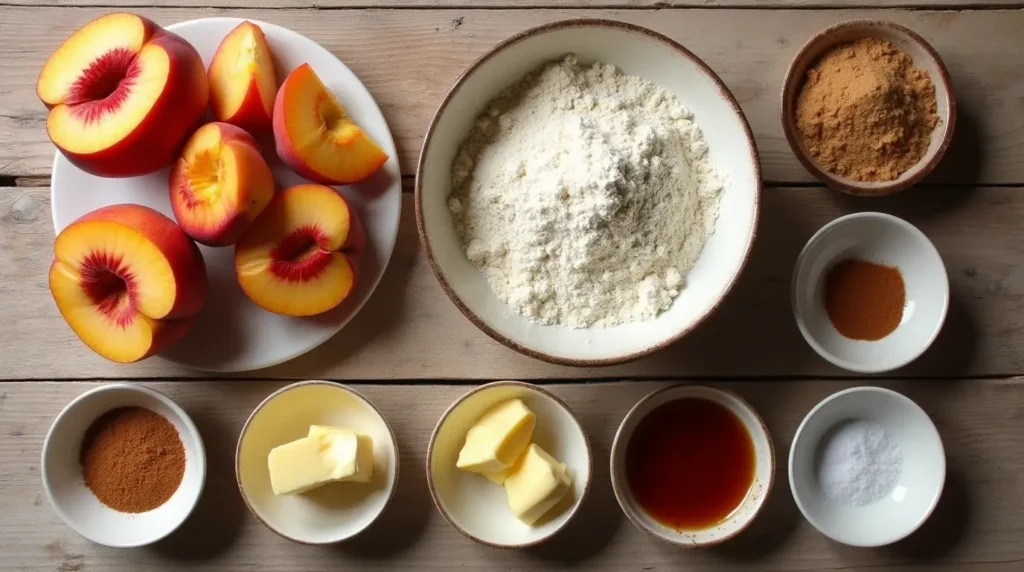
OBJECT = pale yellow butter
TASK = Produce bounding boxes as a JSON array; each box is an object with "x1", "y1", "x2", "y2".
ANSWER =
[
  {"x1": 267, "y1": 425, "x2": 374, "y2": 495},
  {"x1": 503, "y1": 444, "x2": 572, "y2": 526},
  {"x1": 456, "y1": 398, "x2": 535, "y2": 474}
]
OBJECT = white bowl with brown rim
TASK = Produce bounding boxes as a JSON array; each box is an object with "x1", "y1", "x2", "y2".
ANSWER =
[
  {"x1": 781, "y1": 19, "x2": 956, "y2": 195},
  {"x1": 415, "y1": 19, "x2": 761, "y2": 366},
  {"x1": 235, "y1": 381, "x2": 399, "y2": 544},
  {"x1": 610, "y1": 384, "x2": 775, "y2": 547},
  {"x1": 41, "y1": 383, "x2": 207, "y2": 548},
  {"x1": 426, "y1": 381, "x2": 592, "y2": 548}
]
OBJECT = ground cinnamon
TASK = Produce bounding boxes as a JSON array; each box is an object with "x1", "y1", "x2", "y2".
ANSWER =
[
  {"x1": 795, "y1": 38, "x2": 939, "y2": 182},
  {"x1": 80, "y1": 406, "x2": 185, "y2": 513},
  {"x1": 824, "y1": 258, "x2": 906, "y2": 341}
]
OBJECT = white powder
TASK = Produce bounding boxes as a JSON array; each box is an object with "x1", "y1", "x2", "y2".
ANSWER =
[
  {"x1": 817, "y1": 419, "x2": 903, "y2": 506},
  {"x1": 448, "y1": 55, "x2": 723, "y2": 328}
]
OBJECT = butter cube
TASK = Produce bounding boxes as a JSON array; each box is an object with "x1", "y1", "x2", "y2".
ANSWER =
[
  {"x1": 456, "y1": 398, "x2": 535, "y2": 474},
  {"x1": 267, "y1": 426, "x2": 374, "y2": 495},
  {"x1": 308, "y1": 425, "x2": 375, "y2": 483},
  {"x1": 503, "y1": 444, "x2": 572, "y2": 526}
]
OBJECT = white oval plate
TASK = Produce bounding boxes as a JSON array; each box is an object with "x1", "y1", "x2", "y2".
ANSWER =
[{"x1": 50, "y1": 17, "x2": 402, "y2": 372}]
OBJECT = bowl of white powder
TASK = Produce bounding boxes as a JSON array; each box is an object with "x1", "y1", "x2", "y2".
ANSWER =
[
  {"x1": 415, "y1": 19, "x2": 761, "y2": 365},
  {"x1": 788, "y1": 386, "x2": 946, "y2": 547}
]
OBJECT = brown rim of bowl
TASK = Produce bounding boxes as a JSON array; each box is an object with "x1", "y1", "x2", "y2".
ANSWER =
[
  {"x1": 414, "y1": 18, "x2": 762, "y2": 368},
  {"x1": 234, "y1": 380, "x2": 401, "y2": 546},
  {"x1": 780, "y1": 19, "x2": 957, "y2": 196},
  {"x1": 608, "y1": 383, "x2": 776, "y2": 548},
  {"x1": 424, "y1": 380, "x2": 594, "y2": 549}
]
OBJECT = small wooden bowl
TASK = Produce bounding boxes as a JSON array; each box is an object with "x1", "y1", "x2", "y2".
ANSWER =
[{"x1": 781, "y1": 20, "x2": 956, "y2": 196}]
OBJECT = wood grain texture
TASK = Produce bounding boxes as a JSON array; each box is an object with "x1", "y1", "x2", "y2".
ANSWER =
[
  {"x1": 3, "y1": 184, "x2": 1021, "y2": 381},
  {"x1": 1, "y1": 379, "x2": 1022, "y2": 571},
  {"x1": 3, "y1": 0, "x2": 1022, "y2": 7},
  {"x1": 3, "y1": 8, "x2": 1024, "y2": 183}
]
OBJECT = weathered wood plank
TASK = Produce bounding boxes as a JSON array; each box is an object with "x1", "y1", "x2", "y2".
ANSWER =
[
  {"x1": 3, "y1": 0, "x2": 1023, "y2": 7},
  {"x1": 2, "y1": 184, "x2": 1020, "y2": 380},
  {"x1": 2, "y1": 8, "x2": 1023, "y2": 183},
  {"x1": 1, "y1": 379, "x2": 1022, "y2": 571}
]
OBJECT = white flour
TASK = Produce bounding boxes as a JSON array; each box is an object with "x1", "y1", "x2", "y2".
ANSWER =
[{"x1": 448, "y1": 55, "x2": 723, "y2": 328}]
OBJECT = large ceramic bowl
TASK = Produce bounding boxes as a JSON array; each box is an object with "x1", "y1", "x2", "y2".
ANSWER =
[{"x1": 416, "y1": 19, "x2": 761, "y2": 366}]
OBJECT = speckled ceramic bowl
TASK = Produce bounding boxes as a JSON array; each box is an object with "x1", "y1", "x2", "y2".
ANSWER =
[
  {"x1": 416, "y1": 19, "x2": 761, "y2": 367},
  {"x1": 609, "y1": 384, "x2": 775, "y2": 547},
  {"x1": 781, "y1": 19, "x2": 956, "y2": 195}
]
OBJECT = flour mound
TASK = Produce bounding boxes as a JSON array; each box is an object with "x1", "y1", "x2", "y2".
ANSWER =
[{"x1": 448, "y1": 55, "x2": 723, "y2": 329}]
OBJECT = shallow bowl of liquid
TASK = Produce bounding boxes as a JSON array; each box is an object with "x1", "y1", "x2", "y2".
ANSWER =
[
  {"x1": 416, "y1": 19, "x2": 760, "y2": 366},
  {"x1": 609, "y1": 384, "x2": 775, "y2": 547},
  {"x1": 792, "y1": 212, "x2": 949, "y2": 374},
  {"x1": 789, "y1": 386, "x2": 946, "y2": 547}
]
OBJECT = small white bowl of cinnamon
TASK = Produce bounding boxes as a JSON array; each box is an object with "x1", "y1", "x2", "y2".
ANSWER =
[
  {"x1": 791, "y1": 212, "x2": 949, "y2": 373},
  {"x1": 41, "y1": 384, "x2": 207, "y2": 548},
  {"x1": 781, "y1": 19, "x2": 956, "y2": 195}
]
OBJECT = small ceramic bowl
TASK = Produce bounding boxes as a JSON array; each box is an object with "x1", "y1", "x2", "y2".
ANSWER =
[
  {"x1": 781, "y1": 19, "x2": 956, "y2": 195},
  {"x1": 426, "y1": 381, "x2": 592, "y2": 548},
  {"x1": 792, "y1": 212, "x2": 949, "y2": 373},
  {"x1": 609, "y1": 384, "x2": 775, "y2": 547},
  {"x1": 235, "y1": 381, "x2": 399, "y2": 544},
  {"x1": 41, "y1": 383, "x2": 207, "y2": 548},
  {"x1": 789, "y1": 386, "x2": 946, "y2": 547},
  {"x1": 416, "y1": 18, "x2": 761, "y2": 366}
]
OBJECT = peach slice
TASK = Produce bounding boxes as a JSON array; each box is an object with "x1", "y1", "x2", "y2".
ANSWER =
[
  {"x1": 235, "y1": 184, "x2": 365, "y2": 317},
  {"x1": 273, "y1": 63, "x2": 388, "y2": 185},
  {"x1": 36, "y1": 13, "x2": 209, "y2": 177},
  {"x1": 208, "y1": 21, "x2": 277, "y2": 134},
  {"x1": 169, "y1": 122, "x2": 275, "y2": 247},
  {"x1": 49, "y1": 204, "x2": 208, "y2": 363}
]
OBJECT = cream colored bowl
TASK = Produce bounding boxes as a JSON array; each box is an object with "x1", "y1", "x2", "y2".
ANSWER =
[
  {"x1": 610, "y1": 384, "x2": 775, "y2": 547},
  {"x1": 416, "y1": 19, "x2": 761, "y2": 366},
  {"x1": 427, "y1": 381, "x2": 592, "y2": 548},
  {"x1": 236, "y1": 381, "x2": 399, "y2": 544}
]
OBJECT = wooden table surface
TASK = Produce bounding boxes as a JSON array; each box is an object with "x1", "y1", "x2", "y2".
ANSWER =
[{"x1": 2, "y1": 1, "x2": 1023, "y2": 571}]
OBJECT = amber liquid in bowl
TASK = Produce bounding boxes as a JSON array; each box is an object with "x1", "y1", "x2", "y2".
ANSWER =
[{"x1": 625, "y1": 397, "x2": 755, "y2": 530}]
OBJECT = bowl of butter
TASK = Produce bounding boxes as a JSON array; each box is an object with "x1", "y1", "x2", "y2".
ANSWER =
[
  {"x1": 236, "y1": 381, "x2": 399, "y2": 544},
  {"x1": 427, "y1": 380, "x2": 592, "y2": 548}
]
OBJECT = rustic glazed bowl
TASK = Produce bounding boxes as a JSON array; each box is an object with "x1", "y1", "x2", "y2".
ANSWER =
[
  {"x1": 42, "y1": 383, "x2": 207, "y2": 548},
  {"x1": 789, "y1": 386, "x2": 946, "y2": 547},
  {"x1": 235, "y1": 381, "x2": 399, "y2": 544},
  {"x1": 426, "y1": 381, "x2": 592, "y2": 548},
  {"x1": 609, "y1": 384, "x2": 775, "y2": 547},
  {"x1": 781, "y1": 19, "x2": 956, "y2": 195},
  {"x1": 416, "y1": 19, "x2": 761, "y2": 366}
]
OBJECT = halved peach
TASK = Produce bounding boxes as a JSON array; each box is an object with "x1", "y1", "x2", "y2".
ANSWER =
[
  {"x1": 49, "y1": 204, "x2": 208, "y2": 363},
  {"x1": 273, "y1": 63, "x2": 388, "y2": 185},
  {"x1": 235, "y1": 184, "x2": 364, "y2": 316},
  {"x1": 36, "y1": 13, "x2": 209, "y2": 177},
  {"x1": 169, "y1": 122, "x2": 275, "y2": 247},
  {"x1": 208, "y1": 21, "x2": 277, "y2": 134}
]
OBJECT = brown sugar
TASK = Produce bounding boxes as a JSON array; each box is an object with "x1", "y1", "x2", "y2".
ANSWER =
[
  {"x1": 795, "y1": 38, "x2": 939, "y2": 182},
  {"x1": 80, "y1": 406, "x2": 186, "y2": 513}
]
